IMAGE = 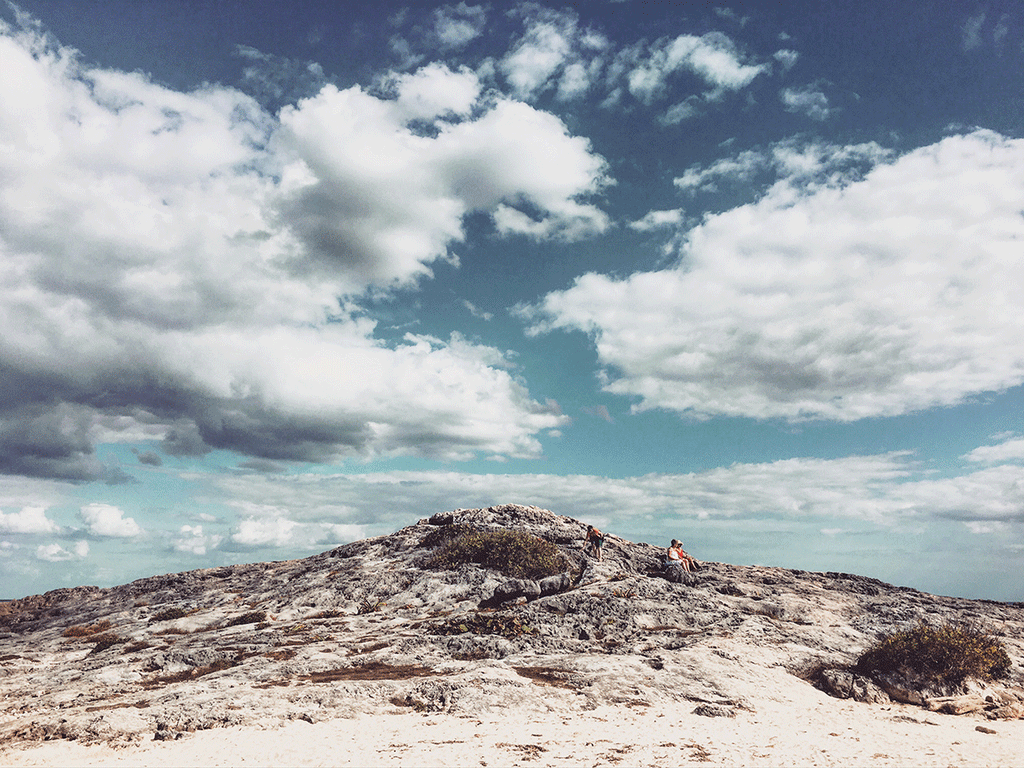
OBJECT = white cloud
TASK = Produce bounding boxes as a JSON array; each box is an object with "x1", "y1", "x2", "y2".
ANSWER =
[
  {"x1": 199, "y1": 448, "x2": 1024, "y2": 537},
  {"x1": 498, "y1": 8, "x2": 608, "y2": 103},
  {"x1": 625, "y1": 32, "x2": 766, "y2": 104},
  {"x1": 963, "y1": 437, "x2": 1024, "y2": 463},
  {"x1": 0, "y1": 22, "x2": 609, "y2": 478},
  {"x1": 389, "y1": 62, "x2": 480, "y2": 121},
  {"x1": 500, "y1": 15, "x2": 574, "y2": 98},
  {"x1": 36, "y1": 542, "x2": 86, "y2": 562},
  {"x1": 965, "y1": 521, "x2": 1008, "y2": 535},
  {"x1": 629, "y1": 208, "x2": 684, "y2": 231},
  {"x1": 773, "y1": 49, "x2": 798, "y2": 72},
  {"x1": 433, "y1": 3, "x2": 486, "y2": 49},
  {"x1": 962, "y1": 11, "x2": 985, "y2": 51},
  {"x1": 277, "y1": 80, "x2": 610, "y2": 278},
  {"x1": 80, "y1": 503, "x2": 143, "y2": 537},
  {"x1": 675, "y1": 150, "x2": 766, "y2": 192},
  {"x1": 229, "y1": 515, "x2": 363, "y2": 549},
  {"x1": 0, "y1": 506, "x2": 58, "y2": 534},
  {"x1": 781, "y1": 84, "x2": 833, "y2": 120},
  {"x1": 528, "y1": 131, "x2": 1024, "y2": 422},
  {"x1": 461, "y1": 299, "x2": 493, "y2": 320},
  {"x1": 173, "y1": 524, "x2": 222, "y2": 555}
]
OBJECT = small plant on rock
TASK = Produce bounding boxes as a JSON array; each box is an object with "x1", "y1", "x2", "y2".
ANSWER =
[
  {"x1": 358, "y1": 598, "x2": 386, "y2": 614},
  {"x1": 88, "y1": 633, "x2": 124, "y2": 653},
  {"x1": 225, "y1": 610, "x2": 267, "y2": 627},
  {"x1": 854, "y1": 621, "x2": 1011, "y2": 687},
  {"x1": 433, "y1": 611, "x2": 534, "y2": 638},
  {"x1": 424, "y1": 526, "x2": 568, "y2": 580},
  {"x1": 150, "y1": 607, "x2": 189, "y2": 622},
  {"x1": 62, "y1": 620, "x2": 112, "y2": 638}
]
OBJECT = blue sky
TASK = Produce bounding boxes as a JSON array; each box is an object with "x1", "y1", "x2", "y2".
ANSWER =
[{"x1": 2, "y1": 0, "x2": 1023, "y2": 601}]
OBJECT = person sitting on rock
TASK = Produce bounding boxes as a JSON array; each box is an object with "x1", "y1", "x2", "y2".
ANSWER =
[
  {"x1": 666, "y1": 539, "x2": 698, "y2": 572},
  {"x1": 584, "y1": 525, "x2": 605, "y2": 562}
]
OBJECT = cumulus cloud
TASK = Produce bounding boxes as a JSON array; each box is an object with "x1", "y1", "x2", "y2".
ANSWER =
[
  {"x1": 79, "y1": 503, "x2": 143, "y2": 537},
  {"x1": 0, "y1": 506, "x2": 59, "y2": 534},
  {"x1": 526, "y1": 131, "x2": 1024, "y2": 422},
  {"x1": 0, "y1": 19, "x2": 613, "y2": 480}
]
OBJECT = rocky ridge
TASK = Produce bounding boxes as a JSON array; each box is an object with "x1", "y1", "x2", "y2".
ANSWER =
[{"x1": 1, "y1": 504, "x2": 1022, "y2": 746}]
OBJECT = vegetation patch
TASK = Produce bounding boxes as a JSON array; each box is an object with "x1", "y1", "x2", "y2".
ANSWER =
[
  {"x1": 88, "y1": 633, "x2": 125, "y2": 653},
  {"x1": 302, "y1": 662, "x2": 439, "y2": 682},
  {"x1": 263, "y1": 649, "x2": 297, "y2": 661},
  {"x1": 854, "y1": 622, "x2": 1011, "y2": 687},
  {"x1": 307, "y1": 609, "x2": 344, "y2": 619},
  {"x1": 154, "y1": 627, "x2": 189, "y2": 636},
  {"x1": 150, "y1": 607, "x2": 189, "y2": 622},
  {"x1": 142, "y1": 659, "x2": 238, "y2": 688},
  {"x1": 225, "y1": 611, "x2": 267, "y2": 627},
  {"x1": 62, "y1": 620, "x2": 112, "y2": 638},
  {"x1": 432, "y1": 611, "x2": 534, "y2": 638},
  {"x1": 357, "y1": 599, "x2": 386, "y2": 614},
  {"x1": 423, "y1": 526, "x2": 568, "y2": 580},
  {"x1": 511, "y1": 666, "x2": 580, "y2": 690}
]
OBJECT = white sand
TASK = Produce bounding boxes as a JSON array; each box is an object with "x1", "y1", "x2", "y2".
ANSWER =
[{"x1": 4, "y1": 693, "x2": 1023, "y2": 768}]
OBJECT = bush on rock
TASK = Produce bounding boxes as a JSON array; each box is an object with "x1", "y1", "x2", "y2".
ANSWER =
[
  {"x1": 422, "y1": 525, "x2": 568, "y2": 580},
  {"x1": 854, "y1": 621, "x2": 1011, "y2": 687}
]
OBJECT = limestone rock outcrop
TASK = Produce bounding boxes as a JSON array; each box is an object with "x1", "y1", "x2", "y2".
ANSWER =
[{"x1": 1, "y1": 503, "x2": 1022, "y2": 746}]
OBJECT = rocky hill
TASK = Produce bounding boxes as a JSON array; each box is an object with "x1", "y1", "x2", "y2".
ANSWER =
[{"x1": 1, "y1": 504, "x2": 1022, "y2": 746}]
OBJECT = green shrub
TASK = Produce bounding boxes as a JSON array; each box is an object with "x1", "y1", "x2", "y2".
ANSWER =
[
  {"x1": 424, "y1": 527, "x2": 568, "y2": 580},
  {"x1": 358, "y1": 599, "x2": 386, "y2": 614},
  {"x1": 854, "y1": 621, "x2": 1011, "y2": 687}
]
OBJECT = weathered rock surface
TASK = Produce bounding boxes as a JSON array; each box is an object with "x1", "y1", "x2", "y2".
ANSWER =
[{"x1": 1, "y1": 503, "x2": 1022, "y2": 747}]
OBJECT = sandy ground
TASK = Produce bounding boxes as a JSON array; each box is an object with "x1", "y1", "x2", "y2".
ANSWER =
[{"x1": 4, "y1": 694, "x2": 1024, "y2": 768}]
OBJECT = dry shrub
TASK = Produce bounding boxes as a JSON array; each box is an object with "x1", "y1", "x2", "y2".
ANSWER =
[
  {"x1": 62, "y1": 620, "x2": 111, "y2": 638},
  {"x1": 225, "y1": 610, "x2": 267, "y2": 627},
  {"x1": 308, "y1": 609, "x2": 344, "y2": 619},
  {"x1": 854, "y1": 621, "x2": 1011, "y2": 687},
  {"x1": 150, "y1": 607, "x2": 189, "y2": 622},
  {"x1": 424, "y1": 526, "x2": 567, "y2": 580},
  {"x1": 302, "y1": 662, "x2": 438, "y2": 682},
  {"x1": 88, "y1": 633, "x2": 124, "y2": 653},
  {"x1": 143, "y1": 659, "x2": 237, "y2": 688}
]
